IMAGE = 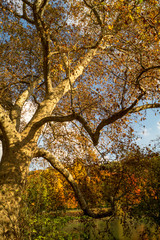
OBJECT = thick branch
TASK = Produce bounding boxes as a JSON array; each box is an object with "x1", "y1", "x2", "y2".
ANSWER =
[
  {"x1": 21, "y1": 113, "x2": 75, "y2": 145},
  {"x1": 11, "y1": 77, "x2": 43, "y2": 130},
  {"x1": 37, "y1": 0, "x2": 49, "y2": 15},
  {"x1": 20, "y1": 94, "x2": 160, "y2": 148},
  {"x1": 35, "y1": 147, "x2": 114, "y2": 218},
  {"x1": 21, "y1": 92, "x2": 147, "y2": 146},
  {"x1": 21, "y1": 37, "x2": 160, "y2": 145},
  {"x1": 70, "y1": 48, "x2": 97, "y2": 83},
  {"x1": 33, "y1": 3, "x2": 52, "y2": 95},
  {"x1": 0, "y1": 105, "x2": 20, "y2": 147},
  {"x1": 50, "y1": 36, "x2": 70, "y2": 77},
  {"x1": 130, "y1": 103, "x2": 160, "y2": 113},
  {"x1": 22, "y1": 46, "x2": 98, "y2": 138}
]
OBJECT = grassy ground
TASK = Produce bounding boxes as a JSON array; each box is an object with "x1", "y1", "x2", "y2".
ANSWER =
[
  {"x1": 20, "y1": 208, "x2": 160, "y2": 240},
  {"x1": 62, "y1": 216, "x2": 160, "y2": 240}
]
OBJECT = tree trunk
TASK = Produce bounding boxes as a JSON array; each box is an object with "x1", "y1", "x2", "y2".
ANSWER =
[{"x1": 0, "y1": 146, "x2": 32, "y2": 240}]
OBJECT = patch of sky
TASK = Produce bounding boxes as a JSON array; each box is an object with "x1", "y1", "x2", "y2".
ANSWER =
[{"x1": 133, "y1": 109, "x2": 160, "y2": 151}]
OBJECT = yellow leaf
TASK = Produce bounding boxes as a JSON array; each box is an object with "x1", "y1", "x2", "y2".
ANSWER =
[
  {"x1": 129, "y1": 14, "x2": 134, "y2": 21},
  {"x1": 108, "y1": 25, "x2": 113, "y2": 30}
]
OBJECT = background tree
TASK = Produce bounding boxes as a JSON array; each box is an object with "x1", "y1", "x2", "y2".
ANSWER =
[
  {"x1": 20, "y1": 148, "x2": 160, "y2": 239},
  {"x1": 120, "y1": 150, "x2": 160, "y2": 226},
  {"x1": 0, "y1": 0, "x2": 160, "y2": 238}
]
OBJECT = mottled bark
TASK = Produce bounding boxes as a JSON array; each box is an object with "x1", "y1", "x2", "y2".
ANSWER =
[{"x1": 0, "y1": 146, "x2": 32, "y2": 240}]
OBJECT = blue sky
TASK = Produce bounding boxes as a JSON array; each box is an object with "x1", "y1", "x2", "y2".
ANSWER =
[{"x1": 133, "y1": 109, "x2": 160, "y2": 151}]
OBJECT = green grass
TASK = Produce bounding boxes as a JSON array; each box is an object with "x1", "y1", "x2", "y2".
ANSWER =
[{"x1": 20, "y1": 209, "x2": 160, "y2": 240}]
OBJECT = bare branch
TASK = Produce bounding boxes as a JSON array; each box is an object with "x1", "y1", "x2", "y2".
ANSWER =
[
  {"x1": 21, "y1": 0, "x2": 33, "y2": 8},
  {"x1": 0, "y1": 1, "x2": 34, "y2": 24},
  {"x1": 93, "y1": 93, "x2": 145, "y2": 145},
  {"x1": 120, "y1": 69, "x2": 128, "y2": 109},
  {"x1": 21, "y1": 92, "x2": 145, "y2": 146},
  {"x1": 0, "y1": 0, "x2": 34, "y2": 24},
  {"x1": 22, "y1": 2, "x2": 34, "y2": 24},
  {"x1": 136, "y1": 66, "x2": 160, "y2": 84},
  {"x1": 83, "y1": 0, "x2": 103, "y2": 27}
]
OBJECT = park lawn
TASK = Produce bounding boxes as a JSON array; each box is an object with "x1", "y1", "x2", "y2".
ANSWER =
[{"x1": 21, "y1": 208, "x2": 160, "y2": 240}]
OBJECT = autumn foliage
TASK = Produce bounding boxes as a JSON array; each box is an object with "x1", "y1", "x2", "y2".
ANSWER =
[{"x1": 23, "y1": 150, "x2": 160, "y2": 226}]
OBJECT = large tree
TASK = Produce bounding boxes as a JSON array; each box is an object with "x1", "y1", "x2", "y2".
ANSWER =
[{"x1": 0, "y1": 0, "x2": 160, "y2": 238}]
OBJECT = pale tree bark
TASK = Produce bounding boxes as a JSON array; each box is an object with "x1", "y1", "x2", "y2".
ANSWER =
[
  {"x1": 0, "y1": 146, "x2": 33, "y2": 239},
  {"x1": 0, "y1": 105, "x2": 34, "y2": 238}
]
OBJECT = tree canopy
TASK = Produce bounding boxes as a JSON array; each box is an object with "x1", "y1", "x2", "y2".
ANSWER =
[{"x1": 0, "y1": 0, "x2": 160, "y2": 238}]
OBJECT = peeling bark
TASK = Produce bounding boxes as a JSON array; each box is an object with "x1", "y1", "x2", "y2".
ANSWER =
[{"x1": 0, "y1": 145, "x2": 33, "y2": 240}]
